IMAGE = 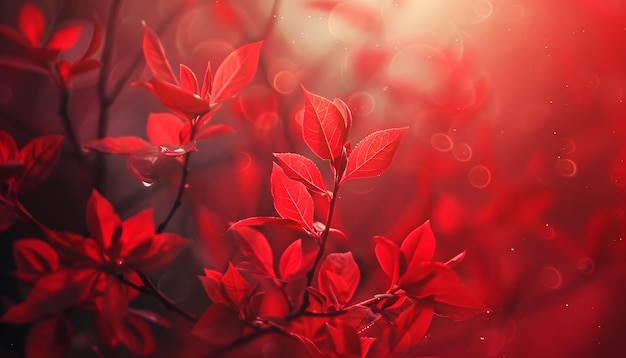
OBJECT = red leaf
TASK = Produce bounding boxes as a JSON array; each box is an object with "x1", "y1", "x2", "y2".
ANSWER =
[
  {"x1": 118, "y1": 315, "x2": 156, "y2": 356},
  {"x1": 141, "y1": 22, "x2": 178, "y2": 84},
  {"x1": 19, "y1": 3, "x2": 44, "y2": 47},
  {"x1": 0, "y1": 54, "x2": 50, "y2": 73},
  {"x1": 192, "y1": 303, "x2": 245, "y2": 346},
  {"x1": 232, "y1": 226, "x2": 276, "y2": 279},
  {"x1": 333, "y1": 98, "x2": 352, "y2": 137},
  {"x1": 0, "y1": 161, "x2": 24, "y2": 183},
  {"x1": 301, "y1": 87, "x2": 347, "y2": 161},
  {"x1": 399, "y1": 262, "x2": 457, "y2": 296},
  {"x1": 389, "y1": 300, "x2": 434, "y2": 353},
  {"x1": 13, "y1": 239, "x2": 58, "y2": 284},
  {"x1": 83, "y1": 136, "x2": 151, "y2": 155},
  {"x1": 445, "y1": 250, "x2": 466, "y2": 267},
  {"x1": 83, "y1": 21, "x2": 102, "y2": 59},
  {"x1": 373, "y1": 236, "x2": 401, "y2": 286},
  {"x1": 257, "y1": 284, "x2": 290, "y2": 319},
  {"x1": 199, "y1": 269, "x2": 229, "y2": 306},
  {"x1": 132, "y1": 232, "x2": 189, "y2": 272},
  {"x1": 0, "y1": 128, "x2": 18, "y2": 161},
  {"x1": 149, "y1": 77, "x2": 212, "y2": 117},
  {"x1": 200, "y1": 61, "x2": 212, "y2": 98},
  {"x1": 102, "y1": 275, "x2": 129, "y2": 332},
  {"x1": 222, "y1": 263, "x2": 252, "y2": 306},
  {"x1": 193, "y1": 123, "x2": 234, "y2": 141},
  {"x1": 434, "y1": 285, "x2": 489, "y2": 321},
  {"x1": 179, "y1": 64, "x2": 199, "y2": 94},
  {"x1": 0, "y1": 268, "x2": 100, "y2": 324},
  {"x1": 117, "y1": 208, "x2": 155, "y2": 262},
  {"x1": 146, "y1": 112, "x2": 184, "y2": 146},
  {"x1": 279, "y1": 239, "x2": 318, "y2": 281},
  {"x1": 69, "y1": 58, "x2": 102, "y2": 77},
  {"x1": 230, "y1": 216, "x2": 314, "y2": 236},
  {"x1": 15, "y1": 135, "x2": 63, "y2": 193},
  {"x1": 342, "y1": 127, "x2": 408, "y2": 182},
  {"x1": 271, "y1": 163, "x2": 315, "y2": 232},
  {"x1": 318, "y1": 252, "x2": 360, "y2": 309},
  {"x1": 326, "y1": 320, "x2": 362, "y2": 356},
  {"x1": 274, "y1": 152, "x2": 327, "y2": 194},
  {"x1": 86, "y1": 190, "x2": 122, "y2": 251},
  {"x1": 25, "y1": 315, "x2": 72, "y2": 358},
  {"x1": 46, "y1": 25, "x2": 81, "y2": 52},
  {"x1": 400, "y1": 220, "x2": 436, "y2": 267},
  {"x1": 126, "y1": 146, "x2": 166, "y2": 184},
  {"x1": 210, "y1": 41, "x2": 263, "y2": 103}
]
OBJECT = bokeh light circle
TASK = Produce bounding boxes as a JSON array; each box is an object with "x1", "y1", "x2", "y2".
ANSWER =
[
  {"x1": 452, "y1": 143, "x2": 473, "y2": 161},
  {"x1": 555, "y1": 158, "x2": 577, "y2": 177},
  {"x1": 348, "y1": 91, "x2": 376, "y2": 116},
  {"x1": 469, "y1": 165, "x2": 492, "y2": 188},
  {"x1": 431, "y1": 133, "x2": 453, "y2": 152},
  {"x1": 540, "y1": 266, "x2": 563, "y2": 289}
]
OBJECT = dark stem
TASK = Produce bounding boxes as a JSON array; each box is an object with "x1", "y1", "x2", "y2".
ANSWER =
[
  {"x1": 210, "y1": 326, "x2": 280, "y2": 358},
  {"x1": 105, "y1": 7, "x2": 184, "y2": 104},
  {"x1": 119, "y1": 271, "x2": 198, "y2": 322},
  {"x1": 94, "y1": 0, "x2": 123, "y2": 191},
  {"x1": 300, "y1": 178, "x2": 341, "y2": 311},
  {"x1": 57, "y1": 88, "x2": 85, "y2": 163},
  {"x1": 156, "y1": 151, "x2": 192, "y2": 234}
]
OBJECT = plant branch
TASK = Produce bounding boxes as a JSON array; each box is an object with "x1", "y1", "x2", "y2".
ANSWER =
[
  {"x1": 105, "y1": 7, "x2": 184, "y2": 103},
  {"x1": 94, "y1": 0, "x2": 123, "y2": 191},
  {"x1": 156, "y1": 151, "x2": 192, "y2": 234},
  {"x1": 120, "y1": 271, "x2": 198, "y2": 322},
  {"x1": 57, "y1": 87, "x2": 86, "y2": 164},
  {"x1": 300, "y1": 177, "x2": 341, "y2": 312},
  {"x1": 210, "y1": 326, "x2": 281, "y2": 357}
]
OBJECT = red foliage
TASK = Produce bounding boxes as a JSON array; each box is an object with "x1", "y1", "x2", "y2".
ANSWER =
[{"x1": 0, "y1": 1, "x2": 536, "y2": 358}]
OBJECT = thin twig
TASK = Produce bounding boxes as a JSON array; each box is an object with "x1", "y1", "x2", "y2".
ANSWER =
[
  {"x1": 94, "y1": 0, "x2": 123, "y2": 191},
  {"x1": 119, "y1": 271, "x2": 198, "y2": 322},
  {"x1": 105, "y1": 7, "x2": 184, "y2": 104},
  {"x1": 57, "y1": 87, "x2": 86, "y2": 163},
  {"x1": 209, "y1": 326, "x2": 280, "y2": 358},
  {"x1": 156, "y1": 151, "x2": 192, "y2": 234},
  {"x1": 300, "y1": 178, "x2": 341, "y2": 312}
]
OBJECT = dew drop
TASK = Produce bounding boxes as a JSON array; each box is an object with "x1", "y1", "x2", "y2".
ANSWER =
[
  {"x1": 452, "y1": 143, "x2": 472, "y2": 161},
  {"x1": 141, "y1": 181, "x2": 153, "y2": 187},
  {"x1": 469, "y1": 165, "x2": 491, "y2": 188},
  {"x1": 430, "y1": 133, "x2": 453, "y2": 152},
  {"x1": 540, "y1": 266, "x2": 563, "y2": 289}
]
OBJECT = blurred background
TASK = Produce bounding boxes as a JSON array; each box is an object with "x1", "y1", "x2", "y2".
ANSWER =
[{"x1": 1, "y1": 0, "x2": 626, "y2": 357}]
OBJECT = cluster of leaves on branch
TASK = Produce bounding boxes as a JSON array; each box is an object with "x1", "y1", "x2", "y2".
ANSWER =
[{"x1": 0, "y1": 2, "x2": 487, "y2": 357}]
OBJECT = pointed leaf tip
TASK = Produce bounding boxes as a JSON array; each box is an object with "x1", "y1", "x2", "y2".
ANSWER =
[{"x1": 342, "y1": 127, "x2": 408, "y2": 182}]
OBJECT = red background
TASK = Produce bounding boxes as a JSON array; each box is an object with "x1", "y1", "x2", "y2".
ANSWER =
[{"x1": 1, "y1": 0, "x2": 626, "y2": 357}]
